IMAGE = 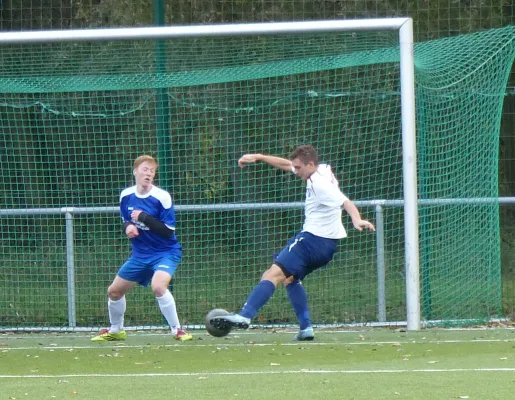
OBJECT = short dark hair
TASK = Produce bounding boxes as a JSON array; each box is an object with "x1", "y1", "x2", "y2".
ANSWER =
[{"x1": 290, "y1": 145, "x2": 319, "y2": 165}]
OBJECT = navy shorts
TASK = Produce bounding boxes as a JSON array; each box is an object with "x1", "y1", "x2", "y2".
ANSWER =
[
  {"x1": 273, "y1": 231, "x2": 338, "y2": 280},
  {"x1": 117, "y1": 251, "x2": 182, "y2": 287}
]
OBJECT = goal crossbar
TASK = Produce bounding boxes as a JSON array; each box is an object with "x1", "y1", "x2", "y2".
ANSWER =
[{"x1": 0, "y1": 19, "x2": 412, "y2": 43}]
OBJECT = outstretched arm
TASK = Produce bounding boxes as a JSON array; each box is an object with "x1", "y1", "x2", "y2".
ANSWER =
[
  {"x1": 343, "y1": 200, "x2": 375, "y2": 232},
  {"x1": 238, "y1": 153, "x2": 293, "y2": 172}
]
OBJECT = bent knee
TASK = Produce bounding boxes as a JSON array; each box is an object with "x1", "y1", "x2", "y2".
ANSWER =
[
  {"x1": 262, "y1": 264, "x2": 288, "y2": 285},
  {"x1": 107, "y1": 285, "x2": 125, "y2": 300},
  {"x1": 151, "y1": 283, "x2": 168, "y2": 297},
  {"x1": 282, "y1": 276, "x2": 296, "y2": 287}
]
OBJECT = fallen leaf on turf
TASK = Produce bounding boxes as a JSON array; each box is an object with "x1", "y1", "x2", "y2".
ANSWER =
[
  {"x1": 500, "y1": 357, "x2": 508, "y2": 360},
  {"x1": 270, "y1": 363, "x2": 280, "y2": 366}
]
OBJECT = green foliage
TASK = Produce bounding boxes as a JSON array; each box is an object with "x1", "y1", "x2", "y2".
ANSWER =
[{"x1": 1, "y1": 0, "x2": 513, "y2": 39}]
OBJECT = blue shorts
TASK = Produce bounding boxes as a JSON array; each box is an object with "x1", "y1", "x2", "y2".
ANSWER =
[
  {"x1": 273, "y1": 231, "x2": 338, "y2": 280},
  {"x1": 117, "y1": 251, "x2": 182, "y2": 287}
]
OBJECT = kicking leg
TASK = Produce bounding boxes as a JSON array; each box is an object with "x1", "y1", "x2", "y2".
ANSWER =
[{"x1": 211, "y1": 264, "x2": 286, "y2": 330}]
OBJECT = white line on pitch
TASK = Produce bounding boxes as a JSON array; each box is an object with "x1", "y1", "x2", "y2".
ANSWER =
[
  {"x1": 2, "y1": 368, "x2": 515, "y2": 379},
  {"x1": 2, "y1": 326, "x2": 514, "y2": 340},
  {"x1": 3, "y1": 338, "x2": 515, "y2": 351}
]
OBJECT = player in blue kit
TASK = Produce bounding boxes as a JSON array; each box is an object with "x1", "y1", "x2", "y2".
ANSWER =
[
  {"x1": 211, "y1": 145, "x2": 375, "y2": 341},
  {"x1": 92, "y1": 155, "x2": 192, "y2": 341}
]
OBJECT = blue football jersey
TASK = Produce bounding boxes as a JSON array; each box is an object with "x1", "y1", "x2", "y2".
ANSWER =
[{"x1": 119, "y1": 185, "x2": 182, "y2": 258}]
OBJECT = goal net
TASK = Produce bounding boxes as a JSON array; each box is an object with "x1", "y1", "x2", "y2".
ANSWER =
[{"x1": 0, "y1": 21, "x2": 513, "y2": 330}]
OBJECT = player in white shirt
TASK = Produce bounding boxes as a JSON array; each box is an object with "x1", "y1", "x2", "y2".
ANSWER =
[
  {"x1": 212, "y1": 145, "x2": 375, "y2": 340},
  {"x1": 92, "y1": 155, "x2": 192, "y2": 342}
]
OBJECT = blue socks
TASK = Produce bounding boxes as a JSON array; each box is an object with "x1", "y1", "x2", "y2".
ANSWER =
[
  {"x1": 287, "y1": 280, "x2": 311, "y2": 330},
  {"x1": 239, "y1": 279, "x2": 311, "y2": 330},
  {"x1": 240, "y1": 280, "x2": 276, "y2": 319}
]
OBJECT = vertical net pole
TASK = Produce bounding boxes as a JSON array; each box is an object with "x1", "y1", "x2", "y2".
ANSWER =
[{"x1": 399, "y1": 19, "x2": 421, "y2": 331}]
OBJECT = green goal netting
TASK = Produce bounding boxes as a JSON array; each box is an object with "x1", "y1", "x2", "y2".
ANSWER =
[{"x1": 0, "y1": 24, "x2": 514, "y2": 330}]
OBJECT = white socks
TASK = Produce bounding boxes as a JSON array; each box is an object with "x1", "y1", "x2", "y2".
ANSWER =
[
  {"x1": 156, "y1": 290, "x2": 181, "y2": 334},
  {"x1": 108, "y1": 296, "x2": 126, "y2": 333},
  {"x1": 108, "y1": 291, "x2": 181, "y2": 335}
]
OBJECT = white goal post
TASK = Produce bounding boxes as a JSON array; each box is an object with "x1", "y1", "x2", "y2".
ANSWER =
[{"x1": 0, "y1": 18, "x2": 420, "y2": 331}]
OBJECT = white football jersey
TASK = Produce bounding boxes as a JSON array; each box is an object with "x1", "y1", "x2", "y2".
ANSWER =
[{"x1": 300, "y1": 164, "x2": 348, "y2": 239}]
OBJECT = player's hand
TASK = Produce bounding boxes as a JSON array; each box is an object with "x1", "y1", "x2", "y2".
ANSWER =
[
  {"x1": 238, "y1": 154, "x2": 260, "y2": 168},
  {"x1": 125, "y1": 224, "x2": 139, "y2": 238},
  {"x1": 131, "y1": 210, "x2": 143, "y2": 221},
  {"x1": 353, "y1": 219, "x2": 375, "y2": 232}
]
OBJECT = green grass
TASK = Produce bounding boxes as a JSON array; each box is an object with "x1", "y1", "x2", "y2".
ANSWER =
[{"x1": 1, "y1": 328, "x2": 515, "y2": 399}]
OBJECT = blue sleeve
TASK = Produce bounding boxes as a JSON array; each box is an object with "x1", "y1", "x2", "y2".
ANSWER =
[
  {"x1": 120, "y1": 196, "x2": 130, "y2": 222},
  {"x1": 160, "y1": 205, "x2": 177, "y2": 230}
]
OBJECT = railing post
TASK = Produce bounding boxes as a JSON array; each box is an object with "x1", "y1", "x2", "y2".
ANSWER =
[
  {"x1": 375, "y1": 204, "x2": 386, "y2": 322},
  {"x1": 64, "y1": 209, "x2": 77, "y2": 328}
]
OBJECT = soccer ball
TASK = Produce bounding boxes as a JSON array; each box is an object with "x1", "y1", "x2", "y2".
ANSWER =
[{"x1": 205, "y1": 308, "x2": 232, "y2": 337}]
